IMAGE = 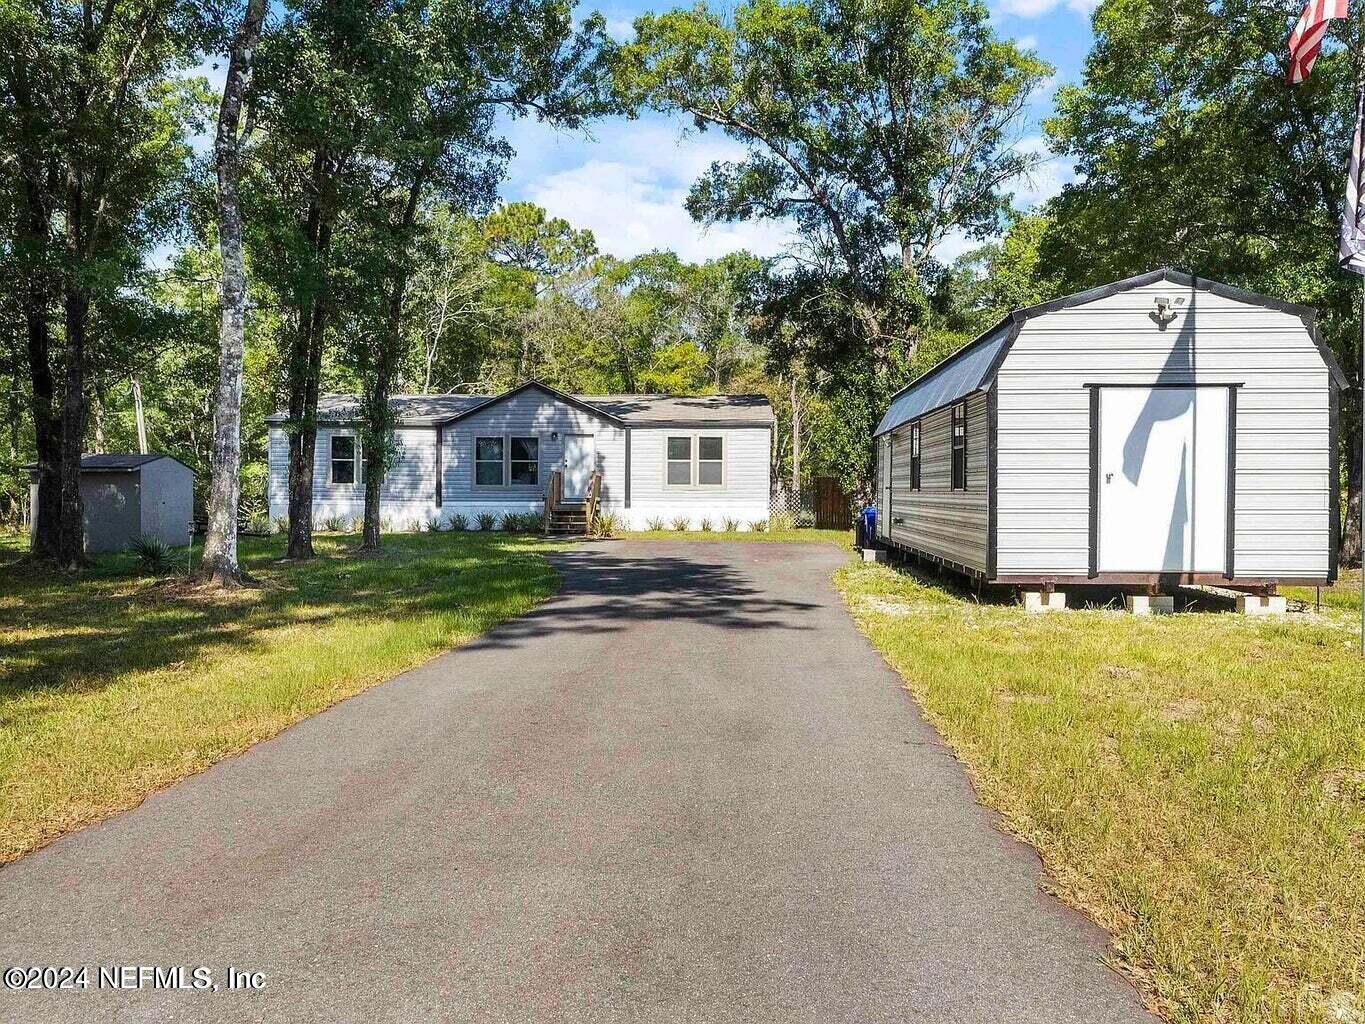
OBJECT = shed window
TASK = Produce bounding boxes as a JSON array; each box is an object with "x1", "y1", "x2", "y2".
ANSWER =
[
  {"x1": 910, "y1": 421, "x2": 921, "y2": 491},
  {"x1": 510, "y1": 437, "x2": 539, "y2": 485},
  {"x1": 475, "y1": 437, "x2": 504, "y2": 486},
  {"x1": 330, "y1": 435, "x2": 358, "y2": 486},
  {"x1": 666, "y1": 436, "x2": 692, "y2": 486},
  {"x1": 951, "y1": 402, "x2": 967, "y2": 491}
]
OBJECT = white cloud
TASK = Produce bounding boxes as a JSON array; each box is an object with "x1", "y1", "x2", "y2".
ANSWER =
[
  {"x1": 1016, "y1": 34, "x2": 1039, "y2": 49},
  {"x1": 525, "y1": 158, "x2": 797, "y2": 263},
  {"x1": 506, "y1": 117, "x2": 800, "y2": 262}
]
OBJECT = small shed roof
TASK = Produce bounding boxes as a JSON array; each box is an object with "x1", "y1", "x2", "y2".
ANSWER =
[
  {"x1": 874, "y1": 267, "x2": 1343, "y2": 437},
  {"x1": 22, "y1": 453, "x2": 185, "y2": 473}
]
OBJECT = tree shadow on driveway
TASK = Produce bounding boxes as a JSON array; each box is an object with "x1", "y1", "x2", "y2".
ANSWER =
[{"x1": 464, "y1": 548, "x2": 825, "y2": 652}]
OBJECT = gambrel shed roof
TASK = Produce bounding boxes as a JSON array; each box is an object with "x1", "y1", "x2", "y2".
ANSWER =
[{"x1": 874, "y1": 268, "x2": 1348, "y2": 437}]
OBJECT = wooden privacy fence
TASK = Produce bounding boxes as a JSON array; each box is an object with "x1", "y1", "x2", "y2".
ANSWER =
[{"x1": 813, "y1": 476, "x2": 852, "y2": 530}]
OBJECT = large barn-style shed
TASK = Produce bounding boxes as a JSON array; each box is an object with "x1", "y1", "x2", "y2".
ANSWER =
[{"x1": 874, "y1": 269, "x2": 1348, "y2": 592}]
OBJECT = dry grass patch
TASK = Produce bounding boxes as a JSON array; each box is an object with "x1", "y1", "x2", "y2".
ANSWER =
[{"x1": 836, "y1": 560, "x2": 1365, "y2": 1024}]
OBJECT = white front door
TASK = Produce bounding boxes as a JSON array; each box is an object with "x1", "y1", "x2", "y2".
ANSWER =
[
  {"x1": 562, "y1": 434, "x2": 595, "y2": 501},
  {"x1": 1098, "y1": 386, "x2": 1229, "y2": 574}
]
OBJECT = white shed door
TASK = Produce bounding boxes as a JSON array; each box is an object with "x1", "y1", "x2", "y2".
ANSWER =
[
  {"x1": 562, "y1": 434, "x2": 595, "y2": 501},
  {"x1": 1098, "y1": 386, "x2": 1228, "y2": 574}
]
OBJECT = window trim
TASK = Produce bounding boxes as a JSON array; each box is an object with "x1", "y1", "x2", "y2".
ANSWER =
[
  {"x1": 474, "y1": 434, "x2": 543, "y2": 489},
  {"x1": 910, "y1": 420, "x2": 922, "y2": 491},
  {"x1": 329, "y1": 433, "x2": 361, "y2": 487},
  {"x1": 951, "y1": 402, "x2": 968, "y2": 491},
  {"x1": 663, "y1": 432, "x2": 726, "y2": 490}
]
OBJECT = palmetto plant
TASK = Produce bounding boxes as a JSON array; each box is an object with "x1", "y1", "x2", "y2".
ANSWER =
[{"x1": 130, "y1": 535, "x2": 172, "y2": 574}]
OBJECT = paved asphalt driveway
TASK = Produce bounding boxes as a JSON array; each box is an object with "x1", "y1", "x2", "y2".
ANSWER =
[{"x1": 0, "y1": 541, "x2": 1152, "y2": 1024}]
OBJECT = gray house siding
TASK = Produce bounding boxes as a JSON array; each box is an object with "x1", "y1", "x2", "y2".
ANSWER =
[
  {"x1": 441, "y1": 390, "x2": 625, "y2": 513},
  {"x1": 994, "y1": 278, "x2": 1333, "y2": 580},
  {"x1": 882, "y1": 390, "x2": 989, "y2": 573},
  {"x1": 626, "y1": 426, "x2": 771, "y2": 528},
  {"x1": 267, "y1": 388, "x2": 774, "y2": 530}
]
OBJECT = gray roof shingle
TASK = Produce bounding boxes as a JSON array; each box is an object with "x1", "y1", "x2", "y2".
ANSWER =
[{"x1": 267, "y1": 389, "x2": 774, "y2": 428}]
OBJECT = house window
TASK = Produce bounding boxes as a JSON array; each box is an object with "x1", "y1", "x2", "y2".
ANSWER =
[
  {"x1": 666, "y1": 436, "x2": 692, "y2": 486},
  {"x1": 665, "y1": 435, "x2": 724, "y2": 488},
  {"x1": 475, "y1": 437, "x2": 504, "y2": 486},
  {"x1": 951, "y1": 402, "x2": 967, "y2": 490},
  {"x1": 910, "y1": 421, "x2": 921, "y2": 491},
  {"x1": 330, "y1": 435, "x2": 358, "y2": 485},
  {"x1": 510, "y1": 437, "x2": 539, "y2": 485},
  {"x1": 697, "y1": 436, "x2": 723, "y2": 486}
]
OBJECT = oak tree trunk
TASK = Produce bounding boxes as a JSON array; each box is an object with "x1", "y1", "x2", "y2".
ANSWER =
[
  {"x1": 284, "y1": 151, "x2": 337, "y2": 561},
  {"x1": 202, "y1": 0, "x2": 267, "y2": 586},
  {"x1": 361, "y1": 170, "x2": 428, "y2": 551}
]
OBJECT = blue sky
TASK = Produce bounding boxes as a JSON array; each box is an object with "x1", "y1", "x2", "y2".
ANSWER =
[{"x1": 497, "y1": 0, "x2": 1100, "y2": 265}]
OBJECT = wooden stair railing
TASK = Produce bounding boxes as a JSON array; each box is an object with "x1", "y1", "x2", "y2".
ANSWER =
[
  {"x1": 543, "y1": 469, "x2": 563, "y2": 535},
  {"x1": 585, "y1": 471, "x2": 602, "y2": 535}
]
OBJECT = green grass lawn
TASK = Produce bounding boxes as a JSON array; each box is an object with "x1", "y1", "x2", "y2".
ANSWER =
[
  {"x1": 836, "y1": 561, "x2": 1365, "y2": 1024},
  {"x1": 0, "y1": 530, "x2": 567, "y2": 864}
]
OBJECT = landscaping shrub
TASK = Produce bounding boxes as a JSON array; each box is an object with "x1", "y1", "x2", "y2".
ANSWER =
[
  {"x1": 476, "y1": 512, "x2": 498, "y2": 531},
  {"x1": 272, "y1": 516, "x2": 289, "y2": 535},
  {"x1": 445, "y1": 513, "x2": 469, "y2": 532},
  {"x1": 646, "y1": 516, "x2": 666, "y2": 531},
  {"x1": 671, "y1": 516, "x2": 690, "y2": 532},
  {"x1": 749, "y1": 519, "x2": 768, "y2": 532},
  {"x1": 426, "y1": 515, "x2": 443, "y2": 532},
  {"x1": 698, "y1": 517, "x2": 713, "y2": 532},
  {"x1": 722, "y1": 517, "x2": 740, "y2": 532},
  {"x1": 130, "y1": 535, "x2": 172, "y2": 574},
  {"x1": 594, "y1": 511, "x2": 619, "y2": 538},
  {"x1": 770, "y1": 511, "x2": 795, "y2": 531},
  {"x1": 321, "y1": 515, "x2": 348, "y2": 533}
]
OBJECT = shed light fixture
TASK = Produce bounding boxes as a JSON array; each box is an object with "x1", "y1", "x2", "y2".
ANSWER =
[{"x1": 1151, "y1": 295, "x2": 1179, "y2": 328}]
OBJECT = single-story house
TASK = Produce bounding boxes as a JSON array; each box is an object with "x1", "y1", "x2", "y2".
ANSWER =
[
  {"x1": 266, "y1": 382, "x2": 774, "y2": 531},
  {"x1": 26, "y1": 453, "x2": 194, "y2": 554},
  {"x1": 874, "y1": 268, "x2": 1348, "y2": 590}
]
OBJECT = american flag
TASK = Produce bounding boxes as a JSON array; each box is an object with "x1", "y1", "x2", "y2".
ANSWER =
[
  {"x1": 1287, "y1": 0, "x2": 1349, "y2": 84},
  {"x1": 1341, "y1": 93, "x2": 1365, "y2": 275}
]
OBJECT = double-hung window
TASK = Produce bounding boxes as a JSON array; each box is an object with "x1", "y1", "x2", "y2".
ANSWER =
[
  {"x1": 330, "y1": 435, "x2": 359, "y2": 485},
  {"x1": 951, "y1": 402, "x2": 967, "y2": 491},
  {"x1": 910, "y1": 421, "x2": 921, "y2": 491},
  {"x1": 697, "y1": 437, "x2": 723, "y2": 485},
  {"x1": 666, "y1": 435, "x2": 724, "y2": 487},
  {"x1": 510, "y1": 437, "x2": 539, "y2": 485},
  {"x1": 475, "y1": 437, "x2": 504, "y2": 486},
  {"x1": 666, "y1": 436, "x2": 693, "y2": 485}
]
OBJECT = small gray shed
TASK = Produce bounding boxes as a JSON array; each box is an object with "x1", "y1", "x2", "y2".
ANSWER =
[
  {"x1": 27, "y1": 454, "x2": 194, "y2": 554},
  {"x1": 874, "y1": 269, "x2": 1349, "y2": 591}
]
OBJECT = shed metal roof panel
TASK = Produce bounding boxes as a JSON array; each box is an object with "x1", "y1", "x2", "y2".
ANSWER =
[{"x1": 874, "y1": 322, "x2": 1011, "y2": 436}]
